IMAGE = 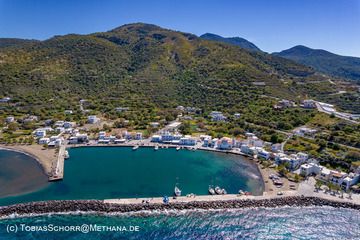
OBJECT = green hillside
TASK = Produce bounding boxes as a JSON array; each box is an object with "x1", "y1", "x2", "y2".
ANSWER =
[{"x1": 0, "y1": 23, "x2": 357, "y2": 113}]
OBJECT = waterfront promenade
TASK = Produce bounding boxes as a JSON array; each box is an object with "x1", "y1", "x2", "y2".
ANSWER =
[{"x1": 48, "y1": 144, "x2": 65, "y2": 181}]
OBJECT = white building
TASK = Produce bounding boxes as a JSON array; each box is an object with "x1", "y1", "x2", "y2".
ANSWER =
[
  {"x1": 135, "y1": 132, "x2": 143, "y2": 140},
  {"x1": 151, "y1": 135, "x2": 162, "y2": 142},
  {"x1": 150, "y1": 122, "x2": 160, "y2": 128},
  {"x1": 319, "y1": 167, "x2": 331, "y2": 181},
  {"x1": 271, "y1": 143, "x2": 282, "y2": 153},
  {"x1": 6, "y1": 116, "x2": 14, "y2": 123},
  {"x1": 64, "y1": 121, "x2": 75, "y2": 129},
  {"x1": 241, "y1": 145, "x2": 257, "y2": 155},
  {"x1": 218, "y1": 137, "x2": 233, "y2": 150},
  {"x1": 257, "y1": 148, "x2": 271, "y2": 160},
  {"x1": 55, "y1": 127, "x2": 65, "y2": 133},
  {"x1": 202, "y1": 136, "x2": 212, "y2": 147},
  {"x1": 54, "y1": 121, "x2": 65, "y2": 127},
  {"x1": 179, "y1": 136, "x2": 196, "y2": 146},
  {"x1": 210, "y1": 111, "x2": 227, "y2": 122},
  {"x1": 302, "y1": 99, "x2": 316, "y2": 109},
  {"x1": 341, "y1": 173, "x2": 360, "y2": 190},
  {"x1": 115, "y1": 107, "x2": 129, "y2": 112},
  {"x1": 0, "y1": 97, "x2": 11, "y2": 103},
  {"x1": 234, "y1": 113, "x2": 241, "y2": 119},
  {"x1": 64, "y1": 110, "x2": 73, "y2": 114},
  {"x1": 34, "y1": 129, "x2": 47, "y2": 138},
  {"x1": 300, "y1": 163, "x2": 322, "y2": 176},
  {"x1": 295, "y1": 127, "x2": 317, "y2": 137},
  {"x1": 87, "y1": 115, "x2": 99, "y2": 124},
  {"x1": 38, "y1": 138, "x2": 50, "y2": 145}
]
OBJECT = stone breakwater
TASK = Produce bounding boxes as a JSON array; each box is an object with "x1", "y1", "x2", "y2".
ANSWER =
[{"x1": 0, "y1": 196, "x2": 359, "y2": 218}]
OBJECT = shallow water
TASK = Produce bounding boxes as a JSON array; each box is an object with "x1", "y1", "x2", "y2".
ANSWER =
[
  {"x1": 0, "y1": 150, "x2": 48, "y2": 198},
  {"x1": 0, "y1": 206, "x2": 359, "y2": 239},
  {"x1": 0, "y1": 147, "x2": 264, "y2": 206}
]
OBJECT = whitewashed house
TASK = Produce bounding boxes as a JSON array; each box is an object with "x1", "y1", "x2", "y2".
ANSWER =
[
  {"x1": 234, "y1": 113, "x2": 241, "y2": 119},
  {"x1": 218, "y1": 137, "x2": 233, "y2": 150},
  {"x1": 257, "y1": 148, "x2": 271, "y2": 160},
  {"x1": 135, "y1": 132, "x2": 143, "y2": 140},
  {"x1": 341, "y1": 173, "x2": 360, "y2": 190},
  {"x1": 35, "y1": 129, "x2": 47, "y2": 138},
  {"x1": 319, "y1": 167, "x2": 331, "y2": 181},
  {"x1": 210, "y1": 111, "x2": 227, "y2": 122},
  {"x1": 64, "y1": 121, "x2": 75, "y2": 129},
  {"x1": 179, "y1": 136, "x2": 196, "y2": 146},
  {"x1": 150, "y1": 122, "x2": 160, "y2": 128},
  {"x1": 64, "y1": 110, "x2": 73, "y2": 114},
  {"x1": 300, "y1": 163, "x2": 322, "y2": 176},
  {"x1": 271, "y1": 143, "x2": 282, "y2": 153},
  {"x1": 302, "y1": 99, "x2": 316, "y2": 108},
  {"x1": 54, "y1": 121, "x2": 65, "y2": 127},
  {"x1": 0, "y1": 97, "x2": 11, "y2": 103},
  {"x1": 87, "y1": 115, "x2": 99, "y2": 124},
  {"x1": 151, "y1": 135, "x2": 162, "y2": 142},
  {"x1": 38, "y1": 137, "x2": 50, "y2": 145},
  {"x1": 6, "y1": 116, "x2": 14, "y2": 123}
]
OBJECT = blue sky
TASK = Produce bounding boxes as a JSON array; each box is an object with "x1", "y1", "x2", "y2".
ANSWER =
[{"x1": 0, "y1": 0, "x2": 359, "y2": 56}]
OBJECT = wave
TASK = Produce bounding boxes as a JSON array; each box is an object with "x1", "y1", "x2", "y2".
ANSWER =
[{"x1": 0, "y1": 205, "x2": 342, "y2": 221}]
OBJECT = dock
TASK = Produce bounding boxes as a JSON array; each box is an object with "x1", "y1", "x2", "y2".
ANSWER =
[{"x1": 48, "y1": 144, "x2": 65, "y2": 181}]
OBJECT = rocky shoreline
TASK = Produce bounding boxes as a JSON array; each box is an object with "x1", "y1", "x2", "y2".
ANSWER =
[{"x1": 0, "y1": 196, "x2": 359, "y2": 218}]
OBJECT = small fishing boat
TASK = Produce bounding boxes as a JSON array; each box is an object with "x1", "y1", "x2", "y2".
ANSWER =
[
  {"x1": 208, "y1": 186, "x2": 215, "y2": 195},
  {"x1": 238, "y1": 190, "x2": 245, "y2": 195},
  {"x1": 174, "y1": 186, "x2": 182, "y2": 196},
  {"x1": 132, "y1": 145, "x2": 139, "y2": 150},
  {"x1": 176, "y1": 146, "x2": 180, "y2": 151},
  {"x1": 154, "y1": 145, "x2": 159, "y2": 151},
  {"x1": 222, "y1": 188, "x2": 227, "y2": 195},
  {"x1": 64, "y1": 150, "x2": 70, "y2": 159},
  {"x1": 215, "y1": 186, "x2": 222, "y2": 195}
]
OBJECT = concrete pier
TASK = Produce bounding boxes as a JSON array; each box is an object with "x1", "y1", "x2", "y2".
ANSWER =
[{"x1": 48, "y1": 145, "x2": 65, "y2": 181}]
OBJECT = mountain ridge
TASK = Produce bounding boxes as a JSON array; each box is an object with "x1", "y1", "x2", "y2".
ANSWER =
[
  {"x1": 273, "y1": 45, "x2": 360, "y2": 82},
  {"x1": 200, "y1": 33, "x2": 262, "y2": 52}
]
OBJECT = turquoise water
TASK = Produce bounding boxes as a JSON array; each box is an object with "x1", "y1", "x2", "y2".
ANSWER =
[
  {"x1": 0, "y1": 207, "x2": 359, "y2": 239},
  {"x1": 0, "y1": 147, "x2": 263, "y2": 206}
]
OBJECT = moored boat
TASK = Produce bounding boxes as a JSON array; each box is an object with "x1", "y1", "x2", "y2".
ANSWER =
[
  {"x1": 208, "y1": 185, "x2": 215, "y2": 195},
  {"x1": 64, "y1": 150, "x2": 70, "y2": 159},
  {"x1": 154, "y1": 145, "x2": 159, "y2": 151},
  {"x1": 174, "y1": 186, "x2": 182, "y2": 196},
  {"x1": 215, "y1": 186, "x2": 222, "y2": 195},
  {"x1": 176, "y1": 146, "x2": 180, "y2": 151},
  {"x1": 132, "y1": 145, "x2": 139, "y2": 150}
]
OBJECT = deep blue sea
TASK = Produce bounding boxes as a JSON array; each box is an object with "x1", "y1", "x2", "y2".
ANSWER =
[{"x1": 1, "y1": 206, "x2": 359, "y2": 239}]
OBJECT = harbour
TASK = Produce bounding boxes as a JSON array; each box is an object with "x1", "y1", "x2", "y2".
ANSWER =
[{"x1": 0, "y1": 147, "x2": 264, "y2": 206}]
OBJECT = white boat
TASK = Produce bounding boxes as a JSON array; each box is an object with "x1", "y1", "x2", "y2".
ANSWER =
[
  {"x1": 222, "y1": 189, "x2": 227, "y2": 195},
  {"x1": 208, "y1": 186, "x2": 215, "y2": 195},
  {"x1": 154, "y1": 145, "x2": 159, "y2": 151},
  {"x1": 132, "y1": 146, "x2": 139, "y2": 150},
  {"x1": 215, "y1": 186, "x2": 222, "y2": 195},
  {"x1": 174, "y1": 186, "x2": 182, "y2": 196},
  {"x1": 238, "y1": 190, "x2": 245, "y2": 195},
  {"x1": 64, "y1": 150, "x2": 70, "y2": 159},
  {"x1": 176, "y1": 146, "x2": 180, "y2": 151}
]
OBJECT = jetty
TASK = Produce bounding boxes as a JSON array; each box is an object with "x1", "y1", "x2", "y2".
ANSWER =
[
  {"x1": 1, "y1": 195, "x2": 359, "y2": 219},
  {"x1": 48, "y1": 144, "x2": 65, "y2": 181}
]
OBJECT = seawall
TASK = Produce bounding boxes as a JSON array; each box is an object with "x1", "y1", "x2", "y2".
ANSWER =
[{"x1": 0, "y1": 196, "x2": 359, "y2": 219}]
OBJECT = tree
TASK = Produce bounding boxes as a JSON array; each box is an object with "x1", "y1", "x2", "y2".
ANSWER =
[{"x1": 270, "y1": 134, "x2": 279, "y2": 143}]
